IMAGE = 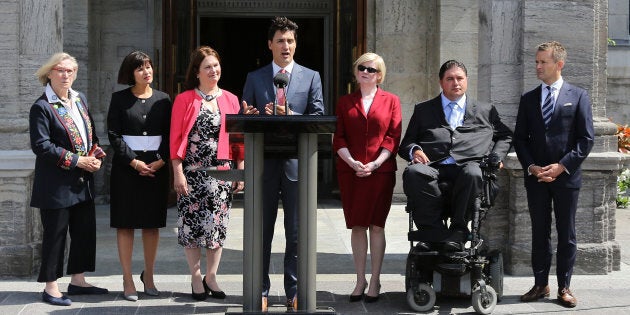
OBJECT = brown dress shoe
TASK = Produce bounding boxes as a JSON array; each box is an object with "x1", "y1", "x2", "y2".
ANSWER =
[
  {"x1": 520, "y1": 285, "x2": 550, "y2": 302},
  {"x1": 557, "y1": 287, "x2": 577, "y2": 308}
]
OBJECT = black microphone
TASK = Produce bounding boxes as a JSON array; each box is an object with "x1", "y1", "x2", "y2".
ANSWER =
[
  {"x1": 273, "y1": 72, "x2": 289, "y2": 88},
  {"x1": 273, "y1": 72, "x2": 289, "y2": 115}
]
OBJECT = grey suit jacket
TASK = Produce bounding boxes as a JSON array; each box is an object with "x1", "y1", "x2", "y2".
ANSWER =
[
  {"x1": 399, "y1": 94, "x2": 512, "y2": 164},
  {"x1": 242, "y1": 62, "x2": 325, "y2": 180}
]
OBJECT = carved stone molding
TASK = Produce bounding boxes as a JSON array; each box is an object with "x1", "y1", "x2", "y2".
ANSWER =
[{"x1": 197, "y1": 0, "x2": 333, "y2": 14}]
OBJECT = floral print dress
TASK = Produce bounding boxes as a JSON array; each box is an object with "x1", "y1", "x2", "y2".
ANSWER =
[{"x1": 177, "y1": 105, "x2": 233, "y2": 249}]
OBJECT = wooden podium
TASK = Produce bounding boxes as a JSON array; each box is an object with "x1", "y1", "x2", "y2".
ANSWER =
[{"x1": 225, "y1": 114, "x2": 336, "y2": 313}]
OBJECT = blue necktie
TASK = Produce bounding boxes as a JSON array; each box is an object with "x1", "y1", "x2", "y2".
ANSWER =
[
  {"x1": 447, "y1": 102, "x2": 458, "y2": 129},
  {"x1": 542, "y1": 86, "x2": 554, "y2": 127}
]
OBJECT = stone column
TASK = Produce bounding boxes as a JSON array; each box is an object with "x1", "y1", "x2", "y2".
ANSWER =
[
  {"x1": 0, "y1": 0, "x2": 63, "y2": 276},
  {"x1": 475, "y1": 0, "x2": 523, "y2": 256},
  {"x1": 504, "y1": 0, "x2": 626, "y2": 275},
  {"x1": 371, "y1": 0, "x2": 440, "y2": 198}
]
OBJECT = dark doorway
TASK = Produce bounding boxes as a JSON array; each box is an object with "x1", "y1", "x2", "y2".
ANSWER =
[
  {"x1": 199, "y1": 17, "x2": 325, "y2": 108},
  {"x1": 162, "y1": 1, "x2": 366, "y2": 198}
]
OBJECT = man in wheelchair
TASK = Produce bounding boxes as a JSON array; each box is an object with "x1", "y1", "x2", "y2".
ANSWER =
[{"x1": 399, "y1": 60, "x2": 512, "y2": 252}]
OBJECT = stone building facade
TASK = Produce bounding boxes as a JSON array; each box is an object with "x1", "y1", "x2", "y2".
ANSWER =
[
  {"x1": 607, "y1": 0, "x2": 630, "y2": 125},
  {"x1": 0, "y1": 0, "x2": 625, "y2": 277}
]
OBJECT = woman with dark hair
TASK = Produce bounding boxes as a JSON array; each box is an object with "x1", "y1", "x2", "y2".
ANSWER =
[
  {"x1": 30, "y1": 52, "x2": 109, "y2": 306},
  {"x1": 170, "y1": 46, "x2": 244, "y2": 301},
  {"x1": 107, "y1": 51, "x2": 171, "y2": 301}
]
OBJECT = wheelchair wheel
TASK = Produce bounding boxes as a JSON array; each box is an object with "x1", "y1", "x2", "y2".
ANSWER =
[
  {"x1": 405, "y1": 254, "x2": 413, "y2": 291},
  {"x1": 471, "y1": 285, "x2": 497, "y2": 315},
  {"x1": 488, "y1": 251, "x2": 504, "y2": 301},
  {"x1": 406, "y1": 283, "x2": 436, "y2": 312}
]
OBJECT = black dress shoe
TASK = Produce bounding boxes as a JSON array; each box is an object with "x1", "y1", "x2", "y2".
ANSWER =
[
  {"x1": 191, "y1": 284, "x2": 207, "y2": 301},
  {"x1": 444, "y1": 228, "x2": 467, "y2": 242},
  {"x1": 67, "y1": 283, "x2": 109, "y2": 295},
  {"x1": 42, "y1": 291, "x2": 72, "y2": 306},
  {"x1": 414, "y1": 241, "x2": 431, "y2": 251},
  {"x1": 202, "y1": 276, "x2": 226, "y2": 299},
  {"x1": 442, "y1": 241, "x2": 462, "y2": 251}
]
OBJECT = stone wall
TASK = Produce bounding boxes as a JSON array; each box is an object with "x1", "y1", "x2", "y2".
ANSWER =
[
  {"x1": 0, "y1": 0, "x2": 64, "y2": 276},
  {"x1": 500, "y1": 0, "x2": 624, "y2": 275},
  {"x1": 370, "y1": 0, "x2": 440, "y2": 198},
  {"x1": 0, "y1": 0, "x2": 624, "y2": 277}
]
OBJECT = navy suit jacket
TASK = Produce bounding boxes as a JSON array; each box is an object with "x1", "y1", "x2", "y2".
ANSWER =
[
  {"x1": 514, "y1": 82, "x2": 594, "y2": 188},
  {"x1": 29, "y1": 92, "x2": 100, "y2": 209},
  {"x1": 241, "y1": 62, "x2": 324, "y2": 180},
  {"x1": 399, "y1": 94, "x2": 512, "y2": 164}
]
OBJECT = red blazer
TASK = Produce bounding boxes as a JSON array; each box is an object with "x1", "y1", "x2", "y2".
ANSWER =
[
  {"x1": 333, "y1": 88, "x2": 402, "y2": 173},
  {"x1": 170, "y1": 89, "x2": 244, "y2": 161}
]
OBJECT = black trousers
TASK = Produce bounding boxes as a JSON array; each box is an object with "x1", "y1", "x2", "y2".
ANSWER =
[
  {"x1": 37, "y1": 200, "x2": 96, "y2": 283},
  {"x1": 403, "y1": 161, "x2": 482, "y2": 230},
  {"x1": 261, "y1": 160, "x2": 298, "y2": 299}
]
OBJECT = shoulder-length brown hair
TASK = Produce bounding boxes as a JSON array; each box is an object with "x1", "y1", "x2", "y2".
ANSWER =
[
  {"x1": 183, "y1": 46, "x2": 221, "y2": 91},
  {"x1": 117, "y1": 51, "x2": 153, "y2": 86}
]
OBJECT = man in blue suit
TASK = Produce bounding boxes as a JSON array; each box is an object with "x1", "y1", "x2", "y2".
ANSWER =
[
  {"x1": 514, "y1": 41, "x2": 594, "y2": 308},
  {"x1": 241, "y1": 16, "x2": 324, "y2": 311}
]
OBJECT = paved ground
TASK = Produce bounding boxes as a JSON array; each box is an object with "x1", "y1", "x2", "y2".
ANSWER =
[{"x1": 1, "y1": 199, "x2": 629, "y2": 314}]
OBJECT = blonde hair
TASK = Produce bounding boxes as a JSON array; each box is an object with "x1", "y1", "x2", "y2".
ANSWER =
[
  {"x1": 353, "y1": 52, "x2": 386, "y2": 84},
  {"x1": 537, "y1": 41, "x2": 567, "y2": 63},
  {"x1": 35, "y1": 52, "x2": 78, "y2": 86}
]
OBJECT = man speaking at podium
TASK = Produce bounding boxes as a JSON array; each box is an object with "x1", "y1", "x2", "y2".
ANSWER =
[{"x1": 241, "y1": 16, "x2": 324, "y2": 311}]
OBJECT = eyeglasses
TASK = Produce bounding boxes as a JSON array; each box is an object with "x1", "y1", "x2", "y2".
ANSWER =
[
  {"x1": 52, "y1": 68, "x2": 75, "y2": 76},
  {"x1": 357, "y1": 65, "x2": 380, "y2": 73}
]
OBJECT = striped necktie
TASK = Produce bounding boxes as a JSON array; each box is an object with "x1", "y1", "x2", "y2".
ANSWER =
[{"x1": 542, "y1": 86, "x2": 554, "y2": 127}]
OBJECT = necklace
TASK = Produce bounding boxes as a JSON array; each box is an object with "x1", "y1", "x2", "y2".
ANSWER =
[{"x1": 196, "y1": 88, "x2": 220, "y2": 102}]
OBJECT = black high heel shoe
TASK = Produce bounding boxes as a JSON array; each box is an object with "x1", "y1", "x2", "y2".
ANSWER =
[
  {"x1": 191, "y1": 283, "x2": 207, "y2": 301},
  {"x1": 140, "y1": 271, "x2": 160, "y2": 296},
  {"x1": 364, "y1": 284, "x2": 381, "y2": 303},
  {"x1": 349, "y1": 283, "x2": 367, "y2": 302},
  {"x1": 203, "y1": 275, "x2": 226, "y2": 299}
]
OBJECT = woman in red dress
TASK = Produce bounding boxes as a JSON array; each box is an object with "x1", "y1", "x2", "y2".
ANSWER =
[{"x1": 333, "y1": 52, "x2": 402, "y2": 303}]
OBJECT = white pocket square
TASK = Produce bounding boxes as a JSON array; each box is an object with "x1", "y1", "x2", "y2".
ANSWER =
[{"x1": 563, "y1": 103, "x2": 573, "y2": 106}]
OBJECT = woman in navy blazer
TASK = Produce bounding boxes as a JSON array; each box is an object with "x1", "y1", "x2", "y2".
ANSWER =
[
  {"x1": 333, "y1": 52, "x2": 402, "y2": 303},
  {"x1": 29, "y1": 53, "x2": 108, "y2": 306}
]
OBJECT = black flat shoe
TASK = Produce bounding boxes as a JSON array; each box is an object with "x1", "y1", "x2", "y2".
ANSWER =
[
  {"x1": 67, "y1": 283, "x2": 109, "y2": 295},
  {"x1": 42, "y1": 291, "x2": 72, "y2": 306},
  {"x1": 202, "y1": 276, "x2": 226, "y2": 299},
  {"x1": 191, "y1": 284, "x2": 207, "y2": 301}
]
